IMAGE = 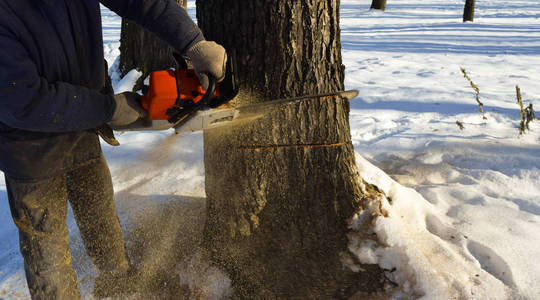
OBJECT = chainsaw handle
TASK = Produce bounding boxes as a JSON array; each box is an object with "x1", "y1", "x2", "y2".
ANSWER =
[
  {"x1": 172, "y1": 52, "x2": 189, "y2": 70},
  {"x1": 171, "y1": 51, "x2": 218, "y2": 102},
  {"x1": 201, "y1": 75, "x2": 217, "y2": 105}
]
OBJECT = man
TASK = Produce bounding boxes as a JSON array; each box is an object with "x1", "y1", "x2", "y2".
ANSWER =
[{"x1": 0, "y1": 0, "x2": 226, "y2": 298}]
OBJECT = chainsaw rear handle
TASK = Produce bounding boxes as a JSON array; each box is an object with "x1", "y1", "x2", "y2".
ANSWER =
[
  {"x1": 171, "y1": 49, "x2": 238, "y2": 108},
  {"x1": 171, "y1": 51, "x2": 218, "y2": 106},
  {"x1": 199, "y1": 74, "x2": 217, "y2": 107}
]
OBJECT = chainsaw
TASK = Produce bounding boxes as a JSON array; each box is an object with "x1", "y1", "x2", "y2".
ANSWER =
[
  {"x1": 99, "y1": 49, "x2": 359, "y2": 146},
  {"x1": 97, "y1": 50, "x2": 239, "y2": 145},
  {"x1": 114, "y1": 50, "x2": 238, "y2": 128}
]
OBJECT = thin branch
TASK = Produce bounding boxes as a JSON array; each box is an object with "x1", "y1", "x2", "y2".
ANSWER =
[
  {"x1": 516, "y1": 85, "x2": 537, "y2": 136},
  {"x1": 460, "y1": 67, "x2": 487, "y2": 120}
]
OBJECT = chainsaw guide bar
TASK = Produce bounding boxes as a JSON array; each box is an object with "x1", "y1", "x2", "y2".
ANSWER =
[
  {"x1": 112, "y1": 90, "x2": 359, "y2": 134},
  {"x1": 236, "y1": 90, "x2": 359, "y2": 112}
]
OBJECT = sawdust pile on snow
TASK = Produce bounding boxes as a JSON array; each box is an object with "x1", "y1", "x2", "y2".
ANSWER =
[
  {"x1": 176, "y1": 251, "x2": 233, "y2": 299},
  {"x1": 67, "y1": 130, "x2": 233, "y2": 299}
]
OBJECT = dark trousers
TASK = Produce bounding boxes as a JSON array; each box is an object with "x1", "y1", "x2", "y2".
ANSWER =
[{"x1": 5, "y1": 154, "x2": 130, "y2": 300}]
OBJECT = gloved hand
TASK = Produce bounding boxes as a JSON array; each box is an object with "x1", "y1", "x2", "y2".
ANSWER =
[
  {"x1": 186, "y1": 40, "x2": 227, "y2": 90},
  {"x1": 108, "y1": 92, "x2": 147, "y2": 127}
]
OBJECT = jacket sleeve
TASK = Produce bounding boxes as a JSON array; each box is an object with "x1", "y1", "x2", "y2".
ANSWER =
[
  {"x1": 0, "y1": 29, "x2": 116, "y2": 133},
  {"x1": 99, "y1": 0, "x2": 204, "y2": 55}
]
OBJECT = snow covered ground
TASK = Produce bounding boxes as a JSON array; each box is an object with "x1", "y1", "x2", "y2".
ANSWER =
[
  {"x1": 342, "y1": 1, "x2": 540, "y2": 299},
  {"x1": 1, "y1": 0, "x2": 539, "y2": 299}
]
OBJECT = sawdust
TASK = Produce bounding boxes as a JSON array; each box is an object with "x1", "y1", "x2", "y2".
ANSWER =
[
  {"x1": 104, "y1": 135, "x2": 197, "y2": 298},
  {"x1": 67, "y1": 132, "x2": 226, "y2": 298},
  {"x1": 106, "y1": 191, "x2": 231, "y2": 299},
  {"x1": 110, "y1": 133, "x2": 182, "y2": 192},
  {"x1": 139, "y1": 133, "x2": 181, "y2": 172},
  {"x1": 120, "y1": 194, "x2": 207, "y2": 299}
]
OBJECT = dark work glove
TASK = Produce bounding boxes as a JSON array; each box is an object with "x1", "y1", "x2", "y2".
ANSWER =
[{"x1": 108, "y1": 92, "x2": 147, "y2": 127}]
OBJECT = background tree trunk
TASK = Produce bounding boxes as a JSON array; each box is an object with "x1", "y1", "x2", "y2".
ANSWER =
[
  {"x1": 370, "y1": 0, "x2": 387, "y2": 11},
  {"x1": 463, "y1": 0, "x2": 475, "y2": 22},
  {"x1": 197, "y1": 0, "x2": 385, "y2": 298},
  {"x1": 118, "y1": 1, "x2": 187, "y2": 89}
]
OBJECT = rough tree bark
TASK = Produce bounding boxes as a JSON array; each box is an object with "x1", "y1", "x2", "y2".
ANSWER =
[
  {"x1": 370, "y1": 0, "x2": 387, "y2": 11},
  {"x1": 463, "y1": 0, "x2": 475, "y2": 22},
  {"x1": 118, "y1": 0, "x2": 187, "y2": 89},
  {"x1": 197, "y1": 0, "x2": 385, "y2": 298}
]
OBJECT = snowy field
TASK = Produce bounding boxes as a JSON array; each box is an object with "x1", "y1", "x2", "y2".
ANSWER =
[{"x1": 1, "y1": 0, "x2": 539, "y2": 299}]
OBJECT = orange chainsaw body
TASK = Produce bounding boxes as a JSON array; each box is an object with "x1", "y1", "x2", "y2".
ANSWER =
[{"x1": 141, "y1": 69, "x2": 220, "y2": 120}]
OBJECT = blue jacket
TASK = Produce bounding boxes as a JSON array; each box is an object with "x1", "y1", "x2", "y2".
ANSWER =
[{"x1": 0, "y1": 0, "x2": 203, "y2": 180}]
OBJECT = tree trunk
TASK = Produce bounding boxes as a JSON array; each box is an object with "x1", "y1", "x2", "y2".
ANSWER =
[
  {"x1": 370, "y1": 0, "x2": 387, "y2": 11},
  {"x1": 197, "y1": 0, "x2": 385, "y2": 298},
  {"x1": 463, "y1": 0, "x2": 475, "y2": 22},
  {"x1": 118, "y1": 1, "x2": 187, "y2": 89}
]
